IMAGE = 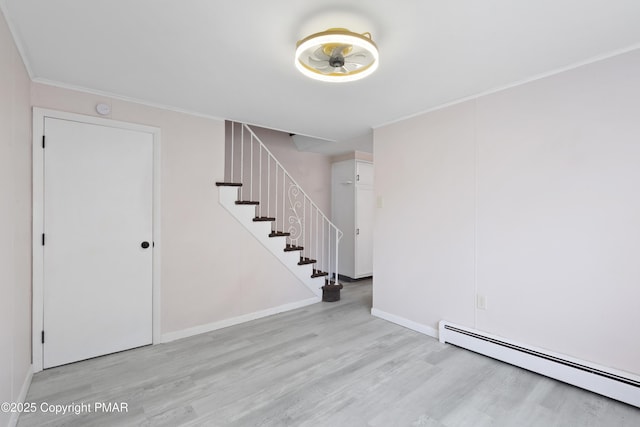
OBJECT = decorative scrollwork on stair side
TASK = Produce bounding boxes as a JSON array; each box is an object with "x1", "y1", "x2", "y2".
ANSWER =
[{"x1": 287, "y1": 183, "x2": 303, "y2": 244}]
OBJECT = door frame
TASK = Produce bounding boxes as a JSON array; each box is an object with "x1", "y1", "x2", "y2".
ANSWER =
[{"x1": 32, "y1": 108, "x2": 162, "y2": 372}]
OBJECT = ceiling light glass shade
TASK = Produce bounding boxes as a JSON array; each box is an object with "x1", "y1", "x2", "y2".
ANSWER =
[{"x1": 295, "y1": 28, "x2": 379, "y2": 83}]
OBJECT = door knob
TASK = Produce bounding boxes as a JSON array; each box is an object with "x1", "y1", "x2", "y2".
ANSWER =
[{"x1": 141, "y1": 241, "x2": 150, "y2": 249}]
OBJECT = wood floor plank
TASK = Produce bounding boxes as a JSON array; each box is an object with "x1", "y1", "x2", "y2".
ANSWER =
[{"x1": 18, "y1": 280, "x2": 640, "y2": 426}]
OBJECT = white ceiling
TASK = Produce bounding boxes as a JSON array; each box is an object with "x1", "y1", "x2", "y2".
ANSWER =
[{"x1": 4, "y1": 0, "x2": 640, "y2": 154}]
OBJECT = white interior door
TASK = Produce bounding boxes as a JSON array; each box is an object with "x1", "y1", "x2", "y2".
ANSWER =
[
  {"x1": 355, "y1": 187, "x2": 374, "y2": 277},
  {"x1": 43, "y1": 117, "x2": 153, "y2": 369}
]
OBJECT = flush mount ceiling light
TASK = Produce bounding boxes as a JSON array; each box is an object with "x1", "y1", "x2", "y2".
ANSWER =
[{"x1": 295, "y1": 28, "x2": 379, "y2": 83}]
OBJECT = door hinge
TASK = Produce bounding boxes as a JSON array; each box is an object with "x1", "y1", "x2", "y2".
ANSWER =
[
  {"x1": 41, "y1": 331, "x2": 45, "y2": 344},
  {"x1": 356, "y1": 174, "x2": 360, "y2": 182},
  {"x1": 42, "y1": 135, "x2": 45, "y2": 148},
  {"x1": 356, "y1": 228, "x2": 360, "y2": 235},
  {"x1": 42, "y1": 233, "x2": 45, "y2": 246}
]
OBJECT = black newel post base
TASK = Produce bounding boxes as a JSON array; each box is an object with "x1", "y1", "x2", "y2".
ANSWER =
[{"x1": 322, "y1": 283, "x2": 343, "y2": 302}]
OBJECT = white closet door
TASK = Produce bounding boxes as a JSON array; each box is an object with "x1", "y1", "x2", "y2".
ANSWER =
[
  {"x1": 356, "y1": 161, "x2": 374, "y2": 186},
  {"x1": 355, "y1": 186, "x2": 374, "y2": 277},
  {"x1": 43, "y1": 117, "x2": 153, "y2": 369}
]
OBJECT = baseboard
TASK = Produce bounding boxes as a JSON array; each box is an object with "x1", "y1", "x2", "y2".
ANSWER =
[
  {"x1": 9, "y1": 365, "x2": 33, "y2": 427},
  {"x1": 371, "y1": 308, "x2": 439, "y2": 338},
  {"x1": 161, "y1": 297, "x2": 321, "y2": 343},
  {"x1": 338, "y1": 274, "x2": 372, "y2": 283}
]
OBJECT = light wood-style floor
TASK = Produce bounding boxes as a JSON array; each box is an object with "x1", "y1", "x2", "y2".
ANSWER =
[{"x1": 19, "y1": 279, "x2": 640, "y2": 426}]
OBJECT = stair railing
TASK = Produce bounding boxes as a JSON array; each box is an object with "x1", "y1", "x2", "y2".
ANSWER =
[{"x1": 226, "y1": 121, "x2": 343, "y2": 283}]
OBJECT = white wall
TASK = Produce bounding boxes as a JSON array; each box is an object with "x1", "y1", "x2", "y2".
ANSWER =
[
  {"x1": 374, "y1": 49, "x2": 640, "y2": 376},
  {"x1": 0, "y1": 7, "x2": 32, "y2": 426},
  {"x1": 31, "y1": 83, "x2": 316, "y2": 337}
]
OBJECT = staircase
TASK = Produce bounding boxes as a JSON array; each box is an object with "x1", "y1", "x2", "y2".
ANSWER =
[{"x1": 216, "y1": 122, "x2": 343, "y2": 298}]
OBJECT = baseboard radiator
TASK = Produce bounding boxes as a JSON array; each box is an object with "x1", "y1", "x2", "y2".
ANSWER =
[{"x1": 438, "y1": 321, "x2": 640, "y2": 408}]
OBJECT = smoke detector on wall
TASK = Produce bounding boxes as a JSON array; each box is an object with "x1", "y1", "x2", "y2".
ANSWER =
[{"x1": 95, "y1": 103, "x2": 111, "y2": 115}]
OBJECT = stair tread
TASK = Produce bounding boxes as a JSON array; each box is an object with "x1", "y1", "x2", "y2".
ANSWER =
[
  {"x1": 284, "y1": 245, "x2": 304, "y2": 252},
  {"x1": 253, "y1": 217, "x2": 276, "y2": 222},
  {"x1": 269, "y1": 231, "x2": 290, "y2": 237},
  {"x1": 298, "y1": 258, "x2": 317, "y2": 265},
  {"x1": 236, "y1": 200, "x2": 260, "y2": 205},
  {"x1": 311, "y1": 271, "x2": 329, "y2": 278},
  {"x1": 215, "y1": 182, "x2": 242, "y2": 187}
]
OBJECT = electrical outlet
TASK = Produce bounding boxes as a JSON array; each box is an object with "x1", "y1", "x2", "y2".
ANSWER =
[{"x1": 476, "y1": 294, "x2": 487, "y2": 310}]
